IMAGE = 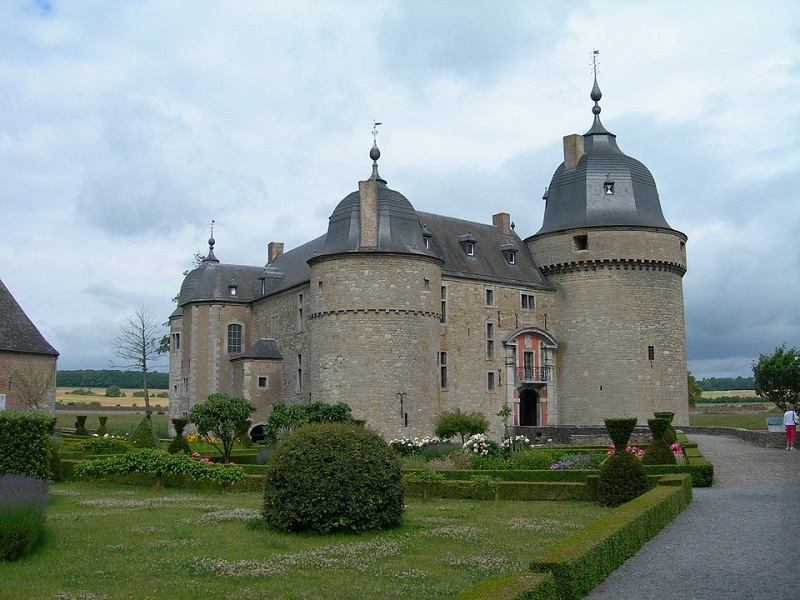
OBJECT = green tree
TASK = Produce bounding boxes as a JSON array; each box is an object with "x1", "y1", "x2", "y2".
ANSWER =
[
  {"x1": 111, "y1": 305, "x2": 166, "y2": 422},
  {"x1": 687, "y1": 371, "x2": 702, "y2": 407},
  {"x1": 434, "y1": 409, "x2": 489, "y2": 443},
  {"x1": 753, "y1": 344, "x2": 800, "y2": 411},
  {"x1": 188, "y1": 393, "x2": 256, "y2": 462}
]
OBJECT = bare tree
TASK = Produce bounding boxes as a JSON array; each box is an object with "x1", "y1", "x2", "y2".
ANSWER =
[{"x1": 111, "y1": 305, "x2": 166, "y2": 422}]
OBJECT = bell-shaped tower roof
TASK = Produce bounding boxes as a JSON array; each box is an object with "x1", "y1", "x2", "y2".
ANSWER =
[
  {"x1": 318, "y1": 136, "x2": 431, "y2": 257},
  {"x1": 535, "y1": 77, "x2": 674, "y2": 235}
]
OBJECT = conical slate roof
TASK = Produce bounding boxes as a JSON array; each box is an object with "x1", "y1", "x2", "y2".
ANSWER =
[
  {"x1": 0, "y1": 278, "x2": 59, "y2": 356},
  {"x1": 535, "y1": 78, "x2": 674, "y2": 235}
]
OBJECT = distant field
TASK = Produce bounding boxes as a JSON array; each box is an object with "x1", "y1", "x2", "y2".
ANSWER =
[
  {"x1": 56, "y1": 387, "x2": 169, "y2": 408},
  {"x1": 701, "y1": 389, "x2": 757, "y2": 399}
]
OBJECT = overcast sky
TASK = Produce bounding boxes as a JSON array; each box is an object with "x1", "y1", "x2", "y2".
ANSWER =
[{"x1": 1, "y1": 0, "x2": 798, "y2": 379}]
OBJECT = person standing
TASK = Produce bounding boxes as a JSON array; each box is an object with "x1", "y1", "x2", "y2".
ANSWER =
[{"x1": 784, "y1": 407, "x2": 798, "y2": 451}]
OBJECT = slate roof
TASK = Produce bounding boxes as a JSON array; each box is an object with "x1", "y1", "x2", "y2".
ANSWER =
[
  {"x1": 0, "y1": 277, "x2": 59, "y2": 356},
  {"x1": 418, "y1": 212, "x2": 553, "y2": 289},
  {"x1": 534, "y1": 80, "x2": 674, "y2": 236},
  {"x1": 231, "y1": 338, "x2": 283, "y2": 361}
]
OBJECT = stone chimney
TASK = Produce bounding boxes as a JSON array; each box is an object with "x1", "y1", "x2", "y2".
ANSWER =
[
  {"x1": 492, "y1": 212, "x2": 511, "y2": 235},
  {"x1": 358, "y1": 178, "x2": 379, "y2": 247},
  {"x1": 563, "y1": 134, "x2": 585, "y2": 171},
  {"x1": 267, "y1": 242, "x2": 284, "y2": 263}
]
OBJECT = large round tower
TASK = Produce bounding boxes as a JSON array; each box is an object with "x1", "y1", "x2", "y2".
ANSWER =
[
  {"x1": 526, "y1": 78, "x2": 689, "y2": 426},
  {"x1": 306, "y1": 140, "x2": 444, "y2": 439}
]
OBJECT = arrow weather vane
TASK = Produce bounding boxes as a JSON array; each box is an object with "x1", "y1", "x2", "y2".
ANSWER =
[{"x1": 372, "y1": 120, "x2": 382, "y2": 143}]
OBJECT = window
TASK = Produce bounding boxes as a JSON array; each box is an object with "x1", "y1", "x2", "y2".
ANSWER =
[
  {"x1": 439, "y1": 352, "x2": 448, "y2": 388},
  {"x1": 648, "y1": 345, "x2": 655, "y2": 361},
  {"x1": 271, "y1": 314, "x2": 279, "y2": 336},
  {"x1": 227, "y1": 324, "x2": 242, "y2": 354},
  {"x1": 423, "y1": 278, "x2": 430, "y2": 292},
  {"x1": 484, "y1": 287, "x2": 494, "y2": 307},
  {"x1": 297, "y1": 354, "x2": 303, "y2": 390},
  {"x1": 508, "y1": 251, "x2": 516, "y2": 264},
  {"x1": 297, "y1": 294, "x2": 304, "y2": 330},
  {"x1": 574, "y1": 235, "x2": 588, "y2": 251},
  {"x1": 486, "y1": 322, "x2": 494, "y2": 359},
  {"x1": 521, "y1": 294, "x2": 535, "y2": 310},
  {"x1": 487, "y1": 371, "x2": 496, "y2": 391},
  {"x1": 318, "y1": 280, "x2": 323, "y2": 291},
  {"x1": 424, "y1": 236, "x2": 430, "y2": 249},
  {"x1": 228, "y1": 284, "x2": 238, "y2": 296},
  {"x1": 440, "y1": 285, "x2": 447, "y2": 324},
  {"x1": 171, "y1": 333, "x2": 181, "y2": 351},
  {"x1": 466, "y1": 241, "x2": 475, "y2": 256},
  {"x1": 258, "y1": 376, "x2": 268, "y2": 389}
]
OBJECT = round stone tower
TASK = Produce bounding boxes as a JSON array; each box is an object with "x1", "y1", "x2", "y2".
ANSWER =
[
  {"x1": 526, "y1": 78, "x2": 689, "y2": 426},
  {"x1": 306, "y1": 140, "x2": 444, "y2": 439}
]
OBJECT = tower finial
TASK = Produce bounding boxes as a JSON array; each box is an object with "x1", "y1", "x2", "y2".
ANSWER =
[
  {"x1": 369, "y1": 120, "x2": 386, "y2": 183},
  {"x1": 206, "y1": 219, "x2": 218, "y2": 262},
  {"x1": 590, "y1": 49, "x2": 602, "y2": 115}
]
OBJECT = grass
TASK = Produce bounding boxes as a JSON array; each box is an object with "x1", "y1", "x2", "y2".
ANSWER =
[
  {"x1": 55, "y1": 414, "x2": 171, "y2": 439},
  {"x1": 700, "y1": 389, "x2": 757, "y2": 399},
  {"x1": 0, "y1": 482, "x2": 610, "y2": 599},
  {"x1": 688, "y1": 411, "x2": 781, "y2": 430},
  {"x1": 57, "y1": 388, "x2": 169, "y2": 408}
]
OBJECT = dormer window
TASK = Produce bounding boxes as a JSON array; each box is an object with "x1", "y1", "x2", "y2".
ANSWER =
[
  {"x1": 458, "y1": 232, "x2": 478, "y2": 257},
  {"x1": 604, "y1": 174, "x2": 615, "y2": 195},
  {"x1": 422, "y1": 224, "x2": 432, "y2": 250},
  {"x1": 228, "y1": 284, "x2": 238, "y2": 296},
  {"x1": 500, "y1": 243, "x2": 517, "y2": 265}
]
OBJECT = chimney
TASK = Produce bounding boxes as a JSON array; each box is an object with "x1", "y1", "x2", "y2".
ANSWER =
[
  {"x1": 492, "y1": 213, "x2": 511, "y2": 235},
  {"x1": 267, "y1": 242, "x2": 284, "y2": 263},
  {"x1": 358, "y1": 178, "x2": 379, "y2": 247},
  {"x1": 563, "y1": 134, "x2": 585, "y2": 170}
]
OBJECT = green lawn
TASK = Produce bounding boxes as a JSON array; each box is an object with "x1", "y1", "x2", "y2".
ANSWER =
[
  {"x1": 1, "y1": 482, "x2": 610, "y2": 599},
  {"x1": 688, "y1": 411, "x2": 781, "y2": 430},
  {"x1": 55, "y1": 413, "x2": 170, "y2": 439}
]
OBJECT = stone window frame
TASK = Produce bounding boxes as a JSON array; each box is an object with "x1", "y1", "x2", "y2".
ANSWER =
[
  {"x1": 226, "y1": 323, "x2": 243, "y2": 354},
  {"x1": 484, "y1": 286, "x2": 495, "y2": 308},
  {"x1": 258, "y1": 376, "x2": 268, "y2": 389},
  {"x1": 439, "y1": 351, "x2": 448, "y2": 389},
  {"x1": 486, "y1": 371, "x2": 496, "y2": 391},
  {"x1": 486, "y1": 322, "x2": 495, "y2": 359},
  {"x1": 521, "y1": 293, "x2": 535, "y2": 310}
]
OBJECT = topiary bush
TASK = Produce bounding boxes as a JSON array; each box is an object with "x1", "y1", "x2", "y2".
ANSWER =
[
  {"x1": 598, "y1": 418, "x2": 649, "y2": 507},
  {"x1": 653, "y1": 412, "x2": 677, "y2": 445},
  {"x1": 95, "y1": 416, "x2": 109, "y2": 437},
  {"x1": 642, "y1": 418, "x2": 677, "y2": 465},
  {"x1": 167, "y1": 419, "x2": 191, "y2": 455},
  {"x1": 74, "y1": 415, "x2": 89, "y2": 436},
  {"x1": 79, "y1": 437, "x2": 131, "y2": 455},
  {"x1": 130, "y1": 417, "x2": 160, "y2": 449},
  {"x1": 263, "y1": 422, "x2": 404, "y2": 534}
]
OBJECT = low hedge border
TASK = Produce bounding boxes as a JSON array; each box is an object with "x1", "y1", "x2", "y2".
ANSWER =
[
  {"x1": 528, "y1": 474, "x2": 692, "y2": 600},
  {"x1": 453, "y1": 571, "x2": 557, "y2": 600},
  {"x1": 404, "y1": 480, "x2": 593, "y2": 501}
]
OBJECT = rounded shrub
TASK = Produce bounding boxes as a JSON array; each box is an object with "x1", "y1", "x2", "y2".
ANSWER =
[
  {"x1": 263, "y1": 422, "x2": 404, "y2": 534},
  {"x1": 597, "y1": 451, "x2": 650, "y2": 507},
  {"x1": 598, "y1": 417, "x2": 649, "y2": 507}
]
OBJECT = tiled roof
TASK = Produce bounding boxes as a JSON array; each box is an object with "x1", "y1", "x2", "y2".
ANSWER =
[{"x1": 0, "y1": 278, "x2": 59, "y2": 356}]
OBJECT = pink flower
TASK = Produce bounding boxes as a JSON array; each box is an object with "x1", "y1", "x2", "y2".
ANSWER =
[{"x1": 191, "y1": 452, "x2": 200, "y2": 458}]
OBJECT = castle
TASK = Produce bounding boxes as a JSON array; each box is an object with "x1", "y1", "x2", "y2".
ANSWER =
[{"x1": 169, "y1": 79, "x2": 689, "y2": 441}]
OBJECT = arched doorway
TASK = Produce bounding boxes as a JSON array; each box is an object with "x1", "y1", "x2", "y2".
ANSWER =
[
  {"x1": 519, "y1": 389, "x2": 539, "y2": 426},
  {"x1": 249, "y1": 424, "x2": 265, "y2": 444}
]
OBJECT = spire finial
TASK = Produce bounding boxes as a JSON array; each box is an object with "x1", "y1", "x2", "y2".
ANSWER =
[
  {"x1": 369, "y1": 120, "x2": 386, "y2": 183},
  {"x1": 206, "y1": 219, "x2": 218, "y2": 262},
  {"x1": 590, "y1": 49, "x2": 602, "y2": 115}
]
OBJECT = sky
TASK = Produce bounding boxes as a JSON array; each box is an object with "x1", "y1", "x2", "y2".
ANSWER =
[{"x1": 1, "y1": 0, "x2": 798, "y2": 379}]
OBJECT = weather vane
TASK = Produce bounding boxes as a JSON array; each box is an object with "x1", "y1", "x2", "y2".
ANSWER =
[
  {"x1": 372, "y1": 120, "x2": 382, "y2": 143},
  {"x1": 591, "y1": 49, "x2": 599, "y2": 77},
  {"x1": 210, "y1": 219, "x2": 215, "y2": 238}
]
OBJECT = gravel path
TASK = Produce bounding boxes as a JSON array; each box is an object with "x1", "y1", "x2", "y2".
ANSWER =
[{"x1": 584, "y1": 434, "x2": 800, "y2": 600}]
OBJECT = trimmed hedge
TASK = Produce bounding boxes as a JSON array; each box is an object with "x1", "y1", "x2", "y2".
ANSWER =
[
  {"x1": 453, "y1": 572, "x2": 558, "y2": 600},
  {"x1": 404, "y1": 480, "x2": 593, "y2": 502},
  {"x1": 529, "y1": 474, "x2": 692, "y2": 600},
  {"x1": 404, "y1": 468, "x2": 593, "y2": 483},
  {"x1": 0, "y1": 412, "x2": 55, "y2": 479}
]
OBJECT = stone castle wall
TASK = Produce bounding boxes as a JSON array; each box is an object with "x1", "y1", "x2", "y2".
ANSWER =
[
  {"x1": 528, "y1": 227, "x2": 689, "y2": 426},
  {"x1": 0, "y1": 351, "x2": 57, "y2": 414}
]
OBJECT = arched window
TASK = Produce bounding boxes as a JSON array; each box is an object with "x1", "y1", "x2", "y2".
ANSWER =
[{"x1": 227, "y1": 323, "x2": 242, "y2": 354}]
